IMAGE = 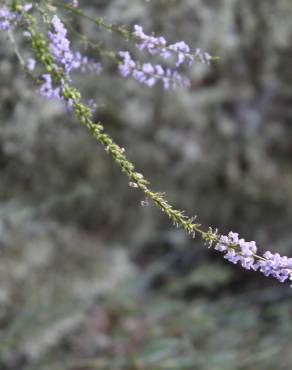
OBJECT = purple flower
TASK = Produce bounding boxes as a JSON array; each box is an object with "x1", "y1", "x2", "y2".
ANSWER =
[
  {"x1": 66, "y1": 98, "x2": 74, "y2": 112},
  {"x1": 87, "y1": 99, "x2": 97, "y2": 114},
  {"x1": 118, "y1": 51, "x2": 136, "y2": 77},
  {"x1": 48, "y1": 15, "x2": 75, "y2": 74},
  {"x1": 169, "y1": 41, "x2": 190, "y2": 66},
  {"x1": 0, "y1": 5, "x2": 32, "y2": 31},
  {"x1": 133, "y1": 25, "x2": 212, "y2": 66},
  {"x1": 0, "y1": 7, "x2": 11, "y2": 31},
  {"x1": 26, "y1": 58, "x2": 36, "y2": 71},
  {"x1": 0, "y1": 6, "x2": 18, "y2": 31},
  {"x1": 214, "y1": 231, "x2": 292, "y2": 284},
  {"x1": 257, "y1": 251, "x2": 292, "y2": 283},
  {"x1": 214, "y1": 235, "x2": 229, "y2": 252},
  {"x1": 215, "y1": 231, "x2": 258, "y2": 270},
  {"x1": 224, "y1": 249, "x2": 240, "y2": 264},
  {"x1": 37, "y1": 15, "x2": 102, "y2": 114},
  {"x1": 48, "y1": 16, "x2": 102, "y2": 79},
  {"x1": 73, "y1": 52, "x2": 102, "y2": 74},
  {"x1": 195, "y1": 48, "x2": 212, "y2": 65},
  {"x1": 134, "y1": 25, "x2": 167, "y2": 55},
  {"x1": 38, "y1": 74, "x2": 61, "y2": 100},
  {"x1": 118, "y1": 51, "x2": 189, "y2": 89}
]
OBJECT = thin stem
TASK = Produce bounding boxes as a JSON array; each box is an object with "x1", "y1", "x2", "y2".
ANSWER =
[
  {"x1": 7, "y1": 27, "x2": 25, "y2": 67},
  {"x1": 64, "y1": 19, "x2": 119, "y2": 63},
  {"x1": 52, "y1": 1, "x2": 131, "y2": 38},
  {"x1": 52, "y1": 1, "x2": 218, "y2": 64}
]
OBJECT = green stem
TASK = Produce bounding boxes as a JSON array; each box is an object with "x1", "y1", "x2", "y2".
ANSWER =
[
  {"x1": 51, "y1": 1, "x2": 218, "y2": 63},
  {"x1": 7, "y1": 27, "x2": 25, "y2": 67},
  {"x1": 52, "y1": 1, "x2": 132, "y2": 39}
]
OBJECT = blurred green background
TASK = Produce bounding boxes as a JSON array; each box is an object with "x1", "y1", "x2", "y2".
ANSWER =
[{"x1": 1, "y1": 0, "x2": 292, "y2": 369}]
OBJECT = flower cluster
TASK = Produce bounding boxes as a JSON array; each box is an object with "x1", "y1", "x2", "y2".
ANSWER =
[
  {"x1": 215, "y1": 232, "x2": 292, "y2": 284},
  {"x1": 119, "y1": 25, "x2": 212, "y2": 88},
  {"x1": 257, "y1": 251, "x2": 292, "y2": 283},
  {"x1": 73, "y1": 52, "x2": 102, "y2": 74},
  {"x1": 0, "y1": 4, "x2": 33, "y2": 31},
  {"x1": 37, "y1": 15, "x2": 101, "y2": 101},
  {"x1": 48, "y1": 16, "x2": 102, "y2": 76},
  {"x1": 0, "y1": 6, "x2": 19, "y2": 31},
  {"x1": 26, "y1": 57, "x2": 36, "y2": 71},
  {"x1": 133, "y1": 25, "x2": 212, "y2": 66},
  {"x1": 119, "y1": 51, "x2": 189, "y2": 89},
  {"x1": 48, "y1": 15, "x2": 75, "y2": 75},
  {"x1": 215, "y1": 232, "x2": 258, "y2": 269},
  {"x1": 38, "y1": 74, "x2": 61, "y2": 100}
]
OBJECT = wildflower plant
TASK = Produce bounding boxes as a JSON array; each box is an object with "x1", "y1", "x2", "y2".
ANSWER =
[{"x1": 1, "y1": 0, "x2": 292, "y2": 287}]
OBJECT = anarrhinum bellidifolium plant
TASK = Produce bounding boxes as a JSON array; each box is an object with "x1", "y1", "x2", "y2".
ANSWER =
[{"x1": 2, "y1": 0, "x2": 292, "y2": 286}]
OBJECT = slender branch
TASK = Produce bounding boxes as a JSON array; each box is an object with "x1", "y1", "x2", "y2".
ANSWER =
[
  {"x1": 51, "y1": 1, "x2": 218, "y2": 65},
  {"x1": 5, "y1": 2, "x2": 291, "y2": 285},
  {"x1": 7, "y1": 27, "x2": 25, "y2": 67},
  {"x1": 17, "y1": 10, "x2": 264, "y2": 262},
  {"x1": 64, "y1": 19, "x2": 119, "y2": 63},
  {"x1": 52, "y1": 1, "x2": 131, "y2": 38}
]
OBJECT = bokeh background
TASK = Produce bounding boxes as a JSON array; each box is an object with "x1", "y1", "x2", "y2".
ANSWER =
[{"x1": 1, "y1": 0, "x2": 292, "y2": 369}]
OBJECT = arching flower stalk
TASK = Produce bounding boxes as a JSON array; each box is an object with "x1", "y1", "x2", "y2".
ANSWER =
[{"x1": 2, "y1": 3, "x2": 292, "y2": 287}]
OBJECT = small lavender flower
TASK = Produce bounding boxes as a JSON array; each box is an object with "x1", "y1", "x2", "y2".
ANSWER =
[
  {"x1": 256, "y1": 251, "x2": 292, "y2": 283},
  {"x1": 0, "y1": 8, "x2": 10, "y2": 31},
  {"x1": 134, "y1": 25, "x2": 168, "y2": 55},
  {"x1": 215, "y1": 232, "x2": 258, "y2": 270},
  {"x1": 66, "y1": 98, "x2": 74, "y2": 112},
  {"x1": 214, "y1": 231, "x2": 292, "y2": 285},
  {"x1": 26, "y1": 58, "x2": 36, "y2": 71},
  {"x1": 48, "y1": 15, "x2": 75, "y2": 74},
  {"x1": 194, "y1": 48, "x2": 212, "y2": 65},
  {"x1": 118, "y1": 51, "x2": 189, "y2": 89},
  {"x1": 37, "y1": 15, "x2": 102, "y2": 111},
  {"x1": 38, "y1": 74, "x2": 61, "y2": 100},
  {"x1": 48, "y1": 16, "x2": 102, "y2": 77},
  {"x1": 224, "y1": 248, "x2": 240, "y2": 264},
  {"x1": 87, "y1": 99, "x2": 97, "y2": 114},
  {"x1": 141, "y1": 199, "x2": 150, "y2": 206},
  {"x1": 0, "y1": 6, "x2": 18, "y2": 31},
  {"x1": 73, "y1": 52, "x2": 102, "y2": 74},
  {"x1": 168, "y1": 41, "x2": 190, "y2": 66},
  {"x1": 118, "y1": 51, "x2": 136, "y2": 77},
  {"x1": 133, "y1": 25, "x2": 212, "y2": 66},
  {"x1": 0, "y1": 4, "x2": 33, "y2": 31}
]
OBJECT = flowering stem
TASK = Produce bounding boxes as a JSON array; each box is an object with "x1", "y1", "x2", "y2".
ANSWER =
[
  {"x1": 51, "y1": 1, "x2": 217, "y2": 65},
  {"x1": 10, "y1": 8, "x2": 265, "y2": 265},
  {"x1": 4, "y1": 2, "x2": 292, "y2": 286},
  {"x1": 25, "y1": 6, "x2": 207, "y2": 240},
  {"x1": 51, "y1": 1, "x2": 132, "y2": 39},
  {"x1": 64, "y1": 20, "x2": 120, "y2": 64},
  {"x1": 78, "y1": 114, "x2": 207, "y2": 240}
]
